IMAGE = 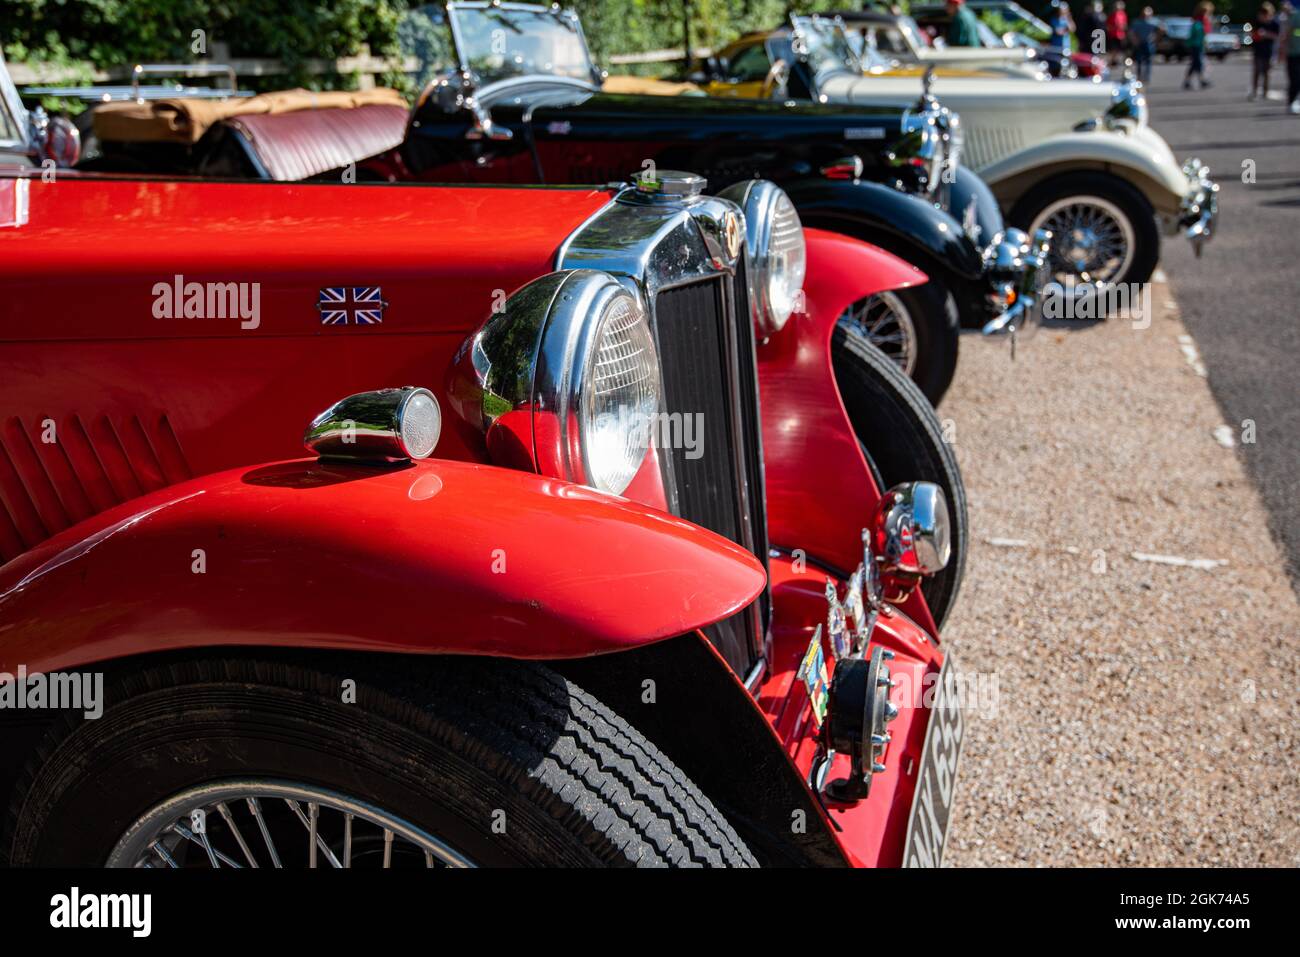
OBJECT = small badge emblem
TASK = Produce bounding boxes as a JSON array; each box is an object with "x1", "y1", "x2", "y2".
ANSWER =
[
  {"x1": 798, "y1": 628, "x2": 831, "y2": 728},
  {"x1": 318, "y1": 287, "x2": 388, "y2": 325},
  {"x1": 546, "y1": 121, "x2": 572, "y2": 135},
  {"x1": 826, "y1": 579, "x2": 851, "y2": 660}
]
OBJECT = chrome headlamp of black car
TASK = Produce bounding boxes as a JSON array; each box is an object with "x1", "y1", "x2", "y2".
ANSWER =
[
  {"x1": 716, "y1": 180, "x2": 808, "y2": 338},
  {"x1": 891, "y1": 106, "x2": 944, "y2": 194},
  {"x1": 937, "y1": 107, "x2": 962, "y2": 183},
  {"x1": 980, "y1": 227, "x2": 1051, "y2": 343}
]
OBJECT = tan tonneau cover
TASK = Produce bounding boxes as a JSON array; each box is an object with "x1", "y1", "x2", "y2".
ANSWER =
[
  {"x1": 92, "y1": 87, "x2": 409, "y2": 144},
  {"x1": 601, "y1": 75, "x2": 703, "y2": 96}
]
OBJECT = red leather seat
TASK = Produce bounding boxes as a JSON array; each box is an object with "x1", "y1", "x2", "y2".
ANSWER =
[{"x1": 225, "y1": 103, "x2": 409, "y2": 181}]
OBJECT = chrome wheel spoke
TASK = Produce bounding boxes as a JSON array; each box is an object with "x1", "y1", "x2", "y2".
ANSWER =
[
  {"x1": 247, "y1": 797, "x2": 283, "y2": 869},
  {"x1": 149, "y1": 840, "x2": 179, "y2": 869},
  {"x1": 168, "y1": 821, "x2": 241, "y2": 868},
  {"x1": 216, "y1": 801, "x2": 259, "y2": 869},
  {"x1": 286, "y1": 799, "x2": 342, "y2": 869}
]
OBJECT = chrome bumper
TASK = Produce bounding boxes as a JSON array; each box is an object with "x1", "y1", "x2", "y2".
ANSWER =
[
  {"x1": 981, "y1": 228, "x2": 1052, "y2": 351},
  {"x1": 1175, "y1": 158, "x2": 1219, "y2": 257}
]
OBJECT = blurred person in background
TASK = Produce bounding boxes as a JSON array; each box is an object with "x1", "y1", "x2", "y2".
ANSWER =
[
  {"x1": 1285, "y1": 1, "x2": 1300, "y2": 111},
  {"x1": 1250, "y1": 2, "x2": 1281, "y2": 100},
  {"x1": 1048, "y1": 1, "x2": 1077, "y2": 56},
  {"x1": 1129, "y1": 6, "x2": 1161, "y2": 84},
  {"x1": 1106, "y1": 2, "x2": 1130, "y2": 65},
  {"x1": 946, "y1": 0, "x2": 983, "y2": 47},
  {"x1": 1184, "y1": 1, "x2": 1214, "y2": 89},
  {"x1": 1080, "y1": 0, "x2": 1106, "y2": 52}
]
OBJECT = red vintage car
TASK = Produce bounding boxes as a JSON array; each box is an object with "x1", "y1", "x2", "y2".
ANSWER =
[{"x1": 0, "y1": 168, "x2": 963, "y2": 867}]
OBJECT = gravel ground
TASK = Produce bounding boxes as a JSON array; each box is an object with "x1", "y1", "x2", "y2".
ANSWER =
[{"x1": 939, "y1": 280, "x2": 1300, "y2": 866}]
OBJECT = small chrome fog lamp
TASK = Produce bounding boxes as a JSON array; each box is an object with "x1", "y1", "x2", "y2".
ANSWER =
[
  {"x1": 873, "y1": 481, "x2": 951, "y2": 587},
  {"x1": 304, "y1": 386, "x2": 441, "y2": 463}
]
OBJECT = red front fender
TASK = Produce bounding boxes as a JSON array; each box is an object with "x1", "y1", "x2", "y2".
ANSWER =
[
  {"x1": 0, "y1": 459, "x2": 766, "y2": 675},
  {"x1": 759, "y1": 227, "x2": 937, "y2": 635}
]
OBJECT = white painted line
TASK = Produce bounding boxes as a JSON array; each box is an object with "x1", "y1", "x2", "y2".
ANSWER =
[
  {"x1": 986, "y1": 537, "x2": 1031, "y2": 548},
  {"x1": 1130, "y1": 552, "x2": 1228, "y2": 570},
  {"x1": 1213, "y1": 425, "x2": 1236, "y2": 448},
  {"x1": 1177, "y1": 334, "x2": 1208, "y2": 377}
]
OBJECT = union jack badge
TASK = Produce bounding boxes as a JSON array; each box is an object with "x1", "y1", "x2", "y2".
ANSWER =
[{"x1": 317, "y1": 286, "x2": 388, "y2": 325}]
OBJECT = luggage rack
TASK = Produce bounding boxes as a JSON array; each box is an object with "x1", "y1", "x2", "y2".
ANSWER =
[{"x1": 24, "y1": 63, "x2": 252, "y2": 103}]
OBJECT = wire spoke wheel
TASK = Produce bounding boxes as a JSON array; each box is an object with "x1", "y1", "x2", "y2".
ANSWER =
[
  {"x1": 839, "y1": 291, "x2": 918, "y2": 375},
  {"x1": 107, "y1": 780, "x2": 474, "y2": 869},
  {"x1": 1031, "y1": 195, "x2": 1137, "y2": 287}
]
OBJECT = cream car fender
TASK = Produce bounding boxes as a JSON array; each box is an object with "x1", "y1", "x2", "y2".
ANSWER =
[{"x1": 978, "y1": 127, "x2": 1189, "y2": 218}]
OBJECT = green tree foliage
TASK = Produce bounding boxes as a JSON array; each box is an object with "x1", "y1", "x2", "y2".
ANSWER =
[{"x1": 0, "y1": 0, "x2": 408, "y2": 88}]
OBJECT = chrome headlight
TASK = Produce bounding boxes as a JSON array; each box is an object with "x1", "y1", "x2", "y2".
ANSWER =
[
  {"x1": 716, "y1": 180, "x2": 807, "y2": 338},
  {"x1": 1104, "y1": 81, "x2": 1148, "y2": 131},
  {"x1": 873, "y1": 481, "x2": 951, "y2": 577},
  {"x1": 891, "y1": 109, "x2": 943, "y2": 193},
  {"x1": 451, "y1": 269, "x2": 661, "y2": 496}
]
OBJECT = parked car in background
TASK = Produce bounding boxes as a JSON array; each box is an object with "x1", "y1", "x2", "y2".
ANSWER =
[
  {"x1": 0, "y1": 165, "x2": 966, "y2": 868},
  {"x1": 0, "y1": 49, "x2": 81, "y2": 168},
  {"x1": 830, "y1": 8, "x2": 1047, "y2": 78},
  {"x1": 1156, "y1": 16, "x2": 1193, "y2": 60},
  {"x1": 720, "y1": 15, "x2": 1218, "y2": 292},
  {"x1": 964, "y1": 0, "x2": 1053, "y2": 41},
  {"x1": 908, "y1": 4, "x2": 1108, "y2": 79},
  {"x1": 1223, "y1": 20, "x2": 1253, "y2": 50},
  {"x1": 29, "y1": 2, "x2": 1046, "y2": 404},
  {"x1": 1206, "y1": 28, "x2": 1243, "y2": 59}
]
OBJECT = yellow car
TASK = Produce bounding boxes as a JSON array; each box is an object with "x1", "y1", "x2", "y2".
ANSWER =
[{"x1": 695, "y1": 29, "x2": 1012, "y2": 102}]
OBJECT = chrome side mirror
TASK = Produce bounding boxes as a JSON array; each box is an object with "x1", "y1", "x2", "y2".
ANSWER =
[
  {"x1": 28, "y1": 109, "x2": 81, "y2": 168},
  {"x1": 304, "y1": 387, "x2": 441, "y2": 463},
  {"x1": 873, "y1": 481, "x2": 951, "y2": 578},
  {"x1": 465, "y1": 96, "x2": 513, "y2": 142}
]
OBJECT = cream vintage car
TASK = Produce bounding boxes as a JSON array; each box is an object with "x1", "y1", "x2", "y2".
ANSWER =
[{"x1": 755, "y1": 16, "x2": 1219, "y2": 290}]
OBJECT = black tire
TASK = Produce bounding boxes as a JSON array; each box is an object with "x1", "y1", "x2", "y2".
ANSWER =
[
  {"x1": 831, "y1": 322, "x2": 968, "y2": 628},
  {"x1": 1009, "y1": 172, "x2": 1160, "y2": 292},
  {"x1": 4, "y1": 654, "x2": 756, "y2": 868},
  {"x1": 838, "y1": 278, "x2": 960, "y2": 406}
]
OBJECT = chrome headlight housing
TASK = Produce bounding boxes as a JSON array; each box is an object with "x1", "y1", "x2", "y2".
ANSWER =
[
  {"x1": 716, "y1": 180, "x2": 807, "y2": 338},
  {"x1": 891, "y1": 108, "x2": 944, "y2": 194},
  {"x1": 1104, "y1": 80, "x2": 1148, "y2": 131},
  {"x1": 873, "y1": 481, "x2": 951, "y2": 578},
  {"x1": 451, "y1": 269, "x2": 661, "y2": 496}
]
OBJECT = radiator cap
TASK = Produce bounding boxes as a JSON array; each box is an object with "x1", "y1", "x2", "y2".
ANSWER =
[{"x1": 633, "y1": 169, "x2": 706, "y2": 197}]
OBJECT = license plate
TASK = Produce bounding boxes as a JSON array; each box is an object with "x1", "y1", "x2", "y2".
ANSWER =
[{"x1": 902, "y1": 659, "x2": 964, "y2": 867}]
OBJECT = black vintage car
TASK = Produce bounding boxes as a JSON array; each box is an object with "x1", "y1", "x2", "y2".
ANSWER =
[{"x1": 369, "y1": 1, "x2": 1045, "y2": 404}]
